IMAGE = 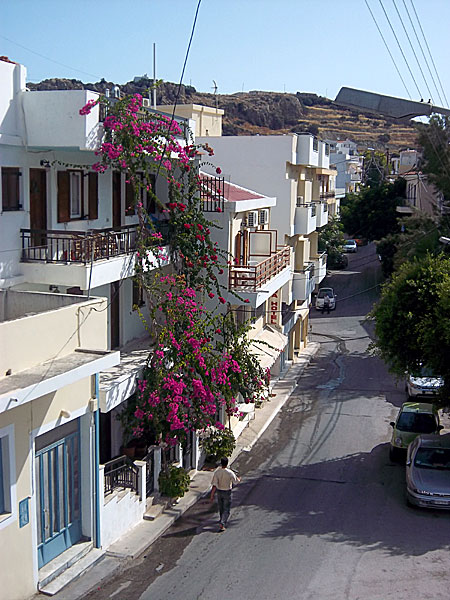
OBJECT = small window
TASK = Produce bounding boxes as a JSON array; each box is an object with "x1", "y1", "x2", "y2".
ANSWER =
[
  {"x1": 0, "y1": 426, "x2": 14, "y2": 522},
  {"x1": 1, "y1": 167, "x2": 22, "y2": 211},
  {"x1": 69, "y1": 171, "x2": 82, "y2": 218},
  {"x1": 132, "y1": 279, "x2": 145, "y2": 309},
  {"x1": 325, "y1": 143, "x2": 330, "y2": 156},
  {"x1": 313, "y1": 137, "x2": 319, "y2": 152}
]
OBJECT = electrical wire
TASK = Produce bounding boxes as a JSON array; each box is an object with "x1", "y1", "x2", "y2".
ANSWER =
[
  {"x1": 154, "y1": 0, "x2": 202, "y2": 183},
  {"x1": 401, "y1": 0, "x2": 444, "y2": 106},
  {"x1": 364, "y1": 0, "x2": 412, "y2": 98},
  {"x1": 378, "y1": 0, "x2": 422, "y2": 99},
  {"x1": 409, "y1": 0, "x2": 449, "y2": 107},
  {"x1": 0, "y1": 34, "x2": 102, "y2": 81},
  {"x1": 391, "y1": 0, "x2": 434, "y2": 103}
]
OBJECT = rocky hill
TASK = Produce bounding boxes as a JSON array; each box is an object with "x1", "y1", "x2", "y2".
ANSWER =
[{"x1": 28, "y1": 77, "x2": 419, "y2": 152}]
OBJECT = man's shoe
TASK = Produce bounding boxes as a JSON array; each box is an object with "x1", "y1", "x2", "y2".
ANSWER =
[{"x1": 219, "y1": 524, "x2": 226, "y2": 532}]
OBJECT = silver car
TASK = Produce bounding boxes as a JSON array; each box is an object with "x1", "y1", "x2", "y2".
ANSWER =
[{"x1": 406, "y1": 433, "x2": 450, "y2": 509}]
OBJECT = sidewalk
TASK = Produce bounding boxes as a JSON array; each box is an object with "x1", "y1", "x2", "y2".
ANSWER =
[{"x1": 45, "y1": 343, "x2": 319, "y2": 599}]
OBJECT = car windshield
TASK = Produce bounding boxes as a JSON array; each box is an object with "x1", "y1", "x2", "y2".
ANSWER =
[
  {"x1": 414, "y1": 447, "x2": 450, "y2": 469},
  {"x1": 396, "y1": 412, "x2": 437, "y2": 433},
  {"x1": 345, "y1": 240, "x2": 355, "y2": 245},
  {"x1": 318, "y1": 289, "x2": 333, "y2": 298}
]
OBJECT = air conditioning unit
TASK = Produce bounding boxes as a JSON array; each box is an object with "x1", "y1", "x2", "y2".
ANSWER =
[
  {"x1": 259, "y1": 209, "x2": 269, "y2": 225},
  {"x1": 247, "y1": 211, "x2": 259, "y2": 227},
  {"x1": 142, "y1": 98, "x2": 151, "y2": 108},
  {"x1": 296, "y1": 196, "x2": 304, "y2": 207}
]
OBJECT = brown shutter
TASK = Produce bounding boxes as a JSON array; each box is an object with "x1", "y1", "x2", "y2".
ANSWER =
[
  {"x1": 57, "y1": 171, "x2": 70, "y2": 222},
  {"x1": 88, "y1": 172, "x2": 98, "y2": 220}
]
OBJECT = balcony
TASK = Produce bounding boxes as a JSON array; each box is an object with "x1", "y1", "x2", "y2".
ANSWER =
[
  {"x1": 20, "y1": 225, "x2": 168, "y2": 290},
  {"x1": 315, "y1": 202, "x2": 329, "y2": 228},
  {"x1": 312, "y1": 251, "x2": 327, "y2": 284},
  {"x1": 228, "y1": 246, "x2": 291, "y2": 308},
  {"x1": 199, "y1": 174, "x2": 225, "y2": 213},
  {"x1": 292, "y1": 262, "x2": 315, "y2": 303},
  {"x1": 294, "y1": 202, "x2": 317, "y2": 235},
  {"x1": 22, "y1": 90, "x2": 102, "y2": 151}
]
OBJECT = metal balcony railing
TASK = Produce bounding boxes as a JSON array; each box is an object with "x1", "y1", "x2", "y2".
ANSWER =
[
  {"x1": 199, "y1": 175, "x2": 225, "y2": 212},
  {"x1": 20, "y1": 225, "x2": 138, "y2": 264},
  {"x1": 103, "y1": 455, "x2": 139, "y2": 496},
  {"x1": 229, "y1": 246, "x2": 291, "y2": 292},
  {"x1": 320, "y1": 192, "x2": 336, "y2": 200}
]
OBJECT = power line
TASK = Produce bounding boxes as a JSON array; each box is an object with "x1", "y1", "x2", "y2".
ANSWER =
[
  {"x1": 401, "y1": 0, "x2": 444, "y2": 106},
  {"x1": 378, "y1": 0, "x2": 422, "y2": 99},
  {"x1": 364, "y1": 0, "x2": 412, "y2": 98},
  {"x1": 0, "y1": 34, "x2": 102, "y2": 81},
  {"x1": 391, "y1": 0, "x2": 434, "y2": 103},
  {"x1": 409, "y1": 0, "x2": 449, "y2": 107},
  {"x1": 155, "y1": 0, "x2": 202, "y2": 183}
]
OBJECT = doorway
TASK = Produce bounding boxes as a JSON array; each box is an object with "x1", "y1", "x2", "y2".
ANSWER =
[
  {"x1": 112, "y1": 171, "x2": 122, "y2": 228},
  {"x1": 110, "y1": 281, "x2": 120, "y2": 349},
  {"x1": 29, "y1": 168, "x2": 47, "y2": 247},
  {"x1": 35, "y1": 423, "x2": 81, "y2": 568}
]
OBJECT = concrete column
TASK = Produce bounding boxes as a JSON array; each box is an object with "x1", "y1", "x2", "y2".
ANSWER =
[
  {"x1": 134, "y1": 460, "x2": 146, "y2": 501},
  {"x1": 177, "y1": 443, "x2": 183, "y2": 468},
  {"x1": 154, "y1": 447, "x2": 161, "y2": 492},
  {"x1": 193, "y1": 432, "x2": 200, "y2": 470},
  {"x1": 98, "y1": 465, "x2": 105, "y2": 547}
]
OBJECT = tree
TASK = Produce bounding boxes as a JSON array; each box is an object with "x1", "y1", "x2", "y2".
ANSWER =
[
  {"x1": 417, "y1": 115, "x2": 450, "y2": 201},
  {"x1": 340, "y1": 178, "x2": 406, "y2": 241},
  {"x1": 376, "y1": 213, "x2": 442, "y2": 277},
  {"x1": 318, "y1": 216, "x2": 346, "y2": 269},
  {"x1": 371, "y1": 254, "x2": 450, "y2": 399}
]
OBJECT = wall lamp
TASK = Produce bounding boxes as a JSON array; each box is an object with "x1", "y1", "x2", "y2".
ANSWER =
[{"x1": 40, "y1": 159, "x2": 51, "y2": 168}]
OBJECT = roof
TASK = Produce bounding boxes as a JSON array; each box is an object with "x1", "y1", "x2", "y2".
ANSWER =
[
  {"x1": 199, "y1": 172, "x2": 268, "y2": 202},
  {"x1": 401, "y1": 401, "x2": 436, "y2": 414}
]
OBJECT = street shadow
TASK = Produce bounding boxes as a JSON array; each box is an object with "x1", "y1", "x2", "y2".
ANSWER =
[{"x1": 232, "y1": 443, "x2": 450, "y2": 557}]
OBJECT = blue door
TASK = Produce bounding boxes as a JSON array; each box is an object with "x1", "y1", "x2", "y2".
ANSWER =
[{"x1": 36, "y1": 430, "x2": 81, "y2": 568}]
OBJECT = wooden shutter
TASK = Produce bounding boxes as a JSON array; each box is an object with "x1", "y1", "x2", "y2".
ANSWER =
[
  {"x1": 88, "y1": 172, "x2": 98, "y2": 220},
  {"x1": 57, "y1": 171, "x2": 70, "y2": 222}
]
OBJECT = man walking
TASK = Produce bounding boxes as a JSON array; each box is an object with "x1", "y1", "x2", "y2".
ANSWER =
[
  {"x1": 210, "y1": 457, "x2": 240, "y2": 532},
  {"x1": 322, "y1": 293, "x2": 331, "y2": 314}
]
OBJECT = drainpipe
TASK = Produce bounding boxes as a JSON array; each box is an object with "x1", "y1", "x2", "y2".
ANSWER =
[{"x1": 94, "y1": 373, "x2": 101, "y2": 548}]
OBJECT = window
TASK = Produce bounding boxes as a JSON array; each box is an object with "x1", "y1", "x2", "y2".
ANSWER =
[
  {"x1": 0, "y1": 441, "x2": 4, "y2": 514},
  {"x1": 325, "y1": 143, "x2": 330, "y2": 156},
  {"x1": 313, "y1": 137, "x2": 319, "y2": 152},
  {"x1": 57, "y1": 170, "x2": 85, "y2": 222},
  {"x1": 1, "y1": 167, "x2": 22, "y2": 211},
  {"x1": 132, "y1": 279, "x2": 145, "y2": 309},
  {"x1": 0, "y1": 425, "x2": 15, "y2": 525}
]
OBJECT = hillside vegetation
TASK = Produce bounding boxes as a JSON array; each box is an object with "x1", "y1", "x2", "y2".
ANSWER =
[{"x1": 28, "y1": 77, "x2": 419, "y2": 152}]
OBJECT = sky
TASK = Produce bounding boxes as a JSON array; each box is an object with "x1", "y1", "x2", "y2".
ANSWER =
[{"x1": 1, "y1": 0, "x2": 449, "y2": 106}]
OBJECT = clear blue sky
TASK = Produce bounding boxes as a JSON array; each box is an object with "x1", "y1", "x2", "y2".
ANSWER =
[{"x1": 1, "y1": 0, "x2": 449, "y2": 105}]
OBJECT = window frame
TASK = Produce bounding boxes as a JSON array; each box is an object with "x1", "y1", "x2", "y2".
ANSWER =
[
  {"x1": 0, "y1": 425, "x2": 16, "y2": 528},
  {"x1": 1, "y1": 167, "x2": 22, "y2": 212},
  {"x1": 69, "y1": 170, "x2": 83, "y2": 219}
]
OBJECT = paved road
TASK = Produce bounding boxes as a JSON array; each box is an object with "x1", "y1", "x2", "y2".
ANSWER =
[{"x1": 86, "y1": 244, "x2": 450, "y2": 600}]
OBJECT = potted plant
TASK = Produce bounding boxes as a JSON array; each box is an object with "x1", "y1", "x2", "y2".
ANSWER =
[
  {"x1": 158, "y1": 464, "x2": 191, "y2": 500},
  {"x1": 199, "y1": 426, "x2": 236, "y2": 463}
]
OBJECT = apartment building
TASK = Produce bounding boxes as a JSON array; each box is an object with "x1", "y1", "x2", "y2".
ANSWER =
[
  {"x1": 327, "y1": 139, "x2": 363, "y2": 198},
  {"x1": 197, "y1": 132, "x2": 337, "y2": 356}
]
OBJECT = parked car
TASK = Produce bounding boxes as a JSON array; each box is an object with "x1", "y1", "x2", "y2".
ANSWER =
[
  {"x1": 406, "y1": 367, "x2": 443, "y2": 398},
  {"x1": 327, "y1": 251, "x2": 348, "y2": 270},
  {"x1": 406, "y1": 433, "x2": 450, "y2": 509},
  {"x1": 344, "y1": 239, "x2": 357, "y2": 253},
  {"x1": 315, "y1": 287, "x2": 337, "y2": 311},
  {"x1": 389, "y1": 401, "x2": 442, "y2": 461}
]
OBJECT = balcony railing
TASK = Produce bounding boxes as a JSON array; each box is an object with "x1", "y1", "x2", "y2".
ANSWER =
[
  {"x1": 21, "y1": 225, "x2": 137, "y2": 264},
  {"x1": 229, "y1": 246, "x2": 291, "y2": 292},
  {"x1": 320, "y1": 192, "x2": 336, "y2": 200},
  {"x1": 200, "y1": 175, "x2": 225, "y2": 213},
  {"x1": 104, "y1": 455, "x2": 139, "y2": 496}
]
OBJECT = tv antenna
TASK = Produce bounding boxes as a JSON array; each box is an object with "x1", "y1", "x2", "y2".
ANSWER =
[{"x1": 212, "y1": 80, "x2": 218, "y2": 108}]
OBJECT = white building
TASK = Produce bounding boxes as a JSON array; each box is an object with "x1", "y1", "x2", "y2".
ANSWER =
[{"x1": 327, "y1": 139, "x2": 363, "y2": 197}]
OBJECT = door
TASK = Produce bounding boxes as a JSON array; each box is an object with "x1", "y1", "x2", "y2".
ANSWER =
[
  {"x1": 29, "y1": 168, "x2": 47, "y2": 247},
  {"x1": 35, "y1": 429, "x2": 81, "y2": 568},
  {"x1": 112, "y1": 171, "x2": 122, "y2": 228}
]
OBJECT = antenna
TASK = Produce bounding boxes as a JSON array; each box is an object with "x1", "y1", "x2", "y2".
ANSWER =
[{"x1": 212, "y1": 80, "x2": 218, "y2": 109}]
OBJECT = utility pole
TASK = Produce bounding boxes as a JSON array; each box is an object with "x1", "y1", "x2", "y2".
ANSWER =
[{"x1": 153, "y1": 43, "x2": 156, "y2": 109}]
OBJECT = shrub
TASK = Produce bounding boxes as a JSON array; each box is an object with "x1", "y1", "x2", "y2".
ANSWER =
[
  {"x1": 199, "y1": 426, "x2": 236, "y2": 460},
  {"x1": 158, "y1": 465, "x2": 191, "y2": 498}
]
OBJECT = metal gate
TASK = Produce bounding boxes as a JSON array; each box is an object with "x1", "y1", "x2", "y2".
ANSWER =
[{"x1": 36, "y1": 431, "x2": 81, "y2": 568}]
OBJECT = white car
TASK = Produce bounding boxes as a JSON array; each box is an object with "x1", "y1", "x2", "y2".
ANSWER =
[
  {"x1": 344, "y1": 239, "x2": 357, "y2": 253},
  {"x1": 406, "y1": 368, "x2": 443, "y2": 398},
  {"x1": 315, "y1": 287, "x2": 336, "y2": 311}
]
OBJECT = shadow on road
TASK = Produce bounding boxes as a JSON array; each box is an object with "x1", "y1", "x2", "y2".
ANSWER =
[{"x1": 233, "y1": 443, "x2": 450, "y2": 557}]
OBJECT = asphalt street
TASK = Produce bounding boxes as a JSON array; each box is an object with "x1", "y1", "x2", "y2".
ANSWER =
[{"x1": 85, "y1": 244, "x2": 450, "y2": 600}]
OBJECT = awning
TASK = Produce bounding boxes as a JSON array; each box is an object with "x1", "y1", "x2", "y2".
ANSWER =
[{"x1": 251, "y1": 325, "x2": 288, "y2": 370}]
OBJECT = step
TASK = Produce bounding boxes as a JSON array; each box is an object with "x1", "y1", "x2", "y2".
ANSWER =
[
  {"x1": 39, "y1": 547, "x2": 105, "y2": 596},
  {"x1": 38, "y1": 540, "x2": 93, "y2": 589},
  {"x1": 143, "y1": 498, "x2": 170, "y2": 521}
]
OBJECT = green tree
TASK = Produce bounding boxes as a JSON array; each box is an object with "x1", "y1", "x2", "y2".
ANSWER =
[
  {"x1": 417, "y1": 115, "x2": 450, "y2": 200},
  {"x1": 362, "y1": 150, "x2": 388, "y2": 187},
  {"x1": 340, "y1": 178, "x2": 406, "y2": 241},
  {"x1": 371, "y1": 254, "x2": 450, "y2": 399},
  {"x1": 318, "y1": 216, "x2": 346, "y2": 269},
  {"x1": 376, "y1": 213, "x2": 442, "y2": 277}
]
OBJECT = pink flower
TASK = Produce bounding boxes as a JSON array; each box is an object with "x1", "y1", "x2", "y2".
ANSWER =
[
  {"x1": 208, "y1": 292, "x2": 215, "y2": 298},
  {"x1": 216, "y1": 167, "x2": 222, "y2": 175},
  {"x1": 219, "y1": 297, "x2": 226, "y2": 304},
  {"x1": 244, "y1": 299, "x2": 250, "y2": 303}
]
